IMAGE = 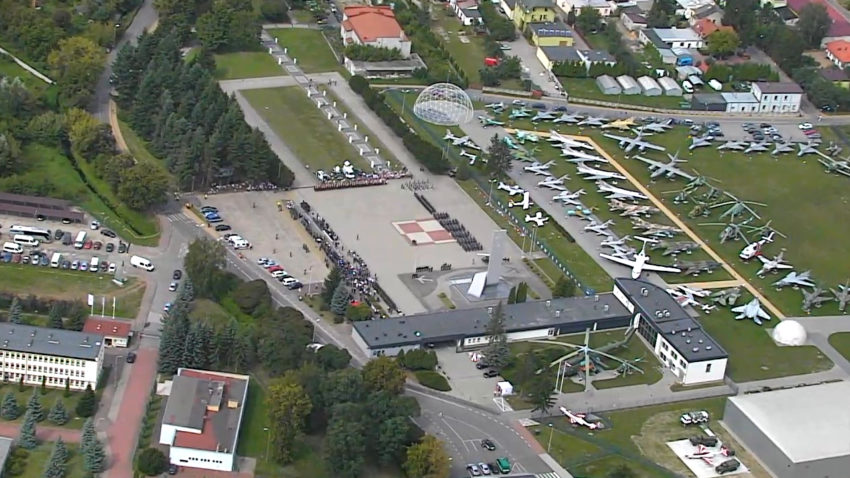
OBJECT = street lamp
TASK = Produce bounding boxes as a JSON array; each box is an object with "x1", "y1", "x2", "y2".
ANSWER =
[
  {"x1": 547, "y1": 423, "x2": 554, "y2": 453},
  {"x1": 263, "y1": 427, "x2": 271, "y2": 460}
]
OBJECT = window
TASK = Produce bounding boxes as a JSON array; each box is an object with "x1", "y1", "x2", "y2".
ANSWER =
[{"x1": 705, "y1": 363, "x2": 712, "y2": 373}]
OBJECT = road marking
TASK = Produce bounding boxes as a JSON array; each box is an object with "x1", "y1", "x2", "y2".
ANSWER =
[{"x1": 680, "y1": 280, "x2": 743, "y2": 289}]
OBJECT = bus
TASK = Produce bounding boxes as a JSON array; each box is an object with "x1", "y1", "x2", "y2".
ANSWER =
[
  {"x1": 8, "y1": 225, "x2": 51, "y2": 242},
  {"x1": 74, "y1": 231, "x2": 87, "y2": 249}
]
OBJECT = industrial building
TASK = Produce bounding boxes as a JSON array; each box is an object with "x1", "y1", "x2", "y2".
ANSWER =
[
  {"x1": 617, "y1": 75, "x2": 641, "y2": 95},
  {"x1": 0, "y1": 192, "x2": 84, "y2": 223},
  {"x1": 637, "y1": 76, "x2": 662, "y2": 96},
  {"x1": 596, "y1": 75, "x2": 622, "y2": 95},
  {"x1": 724, "y1": 381, "x2": 850, "y2": 478},
  {"x1": 658, "y1": 76, "x2": 683, "y2": 96}
]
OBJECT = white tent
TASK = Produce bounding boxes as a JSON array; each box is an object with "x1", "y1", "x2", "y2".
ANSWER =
[
  {"x1": 495, "y1": 381, "x2": 514, "y2": 396},
  {"x1": 638, "y1": 76, "x2": 662, "y2": 96},
  {"x1": 616, "y1": 75, "x2": 641, "y2": 95}
]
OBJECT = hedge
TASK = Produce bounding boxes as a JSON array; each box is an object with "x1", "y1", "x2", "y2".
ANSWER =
[{"x1": 414, "y1": 370, "x2": 451, "y2": 391}]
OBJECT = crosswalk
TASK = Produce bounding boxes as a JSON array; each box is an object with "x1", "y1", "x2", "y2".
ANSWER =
[{"x1": 535, "y1": 473, "x2": 561, "y2": 478}]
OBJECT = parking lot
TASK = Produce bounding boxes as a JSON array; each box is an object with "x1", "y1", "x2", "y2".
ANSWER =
[{"x1": 436, "y1": 348, "x2": 508, "y2": 408}]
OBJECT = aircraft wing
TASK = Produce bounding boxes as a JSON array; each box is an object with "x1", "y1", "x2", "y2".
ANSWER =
[
  {"x1": 641, "y1": 262, "x2": 682, "y2": 273},
  {"x1": 637, "y1": 141, "x2": 666, "y2": 152},
  {"x1": 731, "y1": 304, "x2": 746, "y2": 314},
  {"x1": 599, "y1": 253, "x2": 637, "y2": 268},
  {"x1": 634, "y1": 156, "x2": 663, "y2": 168},
  {"x1": 756, "y1": 307, "x2": 771, "y2": 321},
  {"x1": 602, "y1": 133, "x2": 628, "y2": 142}
]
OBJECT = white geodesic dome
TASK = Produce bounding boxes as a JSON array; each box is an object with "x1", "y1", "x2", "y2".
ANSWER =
[
  {"x1": 772, "y1": 320, "x2": 807, "y2": 346},
  {"x1": 413, "y1": 83, "x2": 474, "y2": 126}
]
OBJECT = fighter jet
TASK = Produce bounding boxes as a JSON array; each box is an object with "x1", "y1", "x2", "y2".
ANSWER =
[
  {"x1": 797, "y1": 141, "x2": 820, "y2": 157},
  {"x1": 601, "y1": 117, "x2": 637, "y2": 131},
  {"x1": 566, "y1": 206, "x2": 595, "y2": 219},
  {"x1": 561, "y1": 148, "x2": 608, "y2": 163},
  {"x1": 771, "y1": 142, "x2": 794, "y2": 156},
  {"x1": 508, "y1": 191, "x2": 532, "y2": 210},
  {"x1": 631, "y1": 217, "x2": 681, "y2": 236},
  {"x1": 552, "y1": 112, "x2": 582, "y2": 124},
  {"x1": 577, "y1": 164, "x2": 625, "y2": 181},
  {"x1": 600, "y1": 235, "x2": 631, "y2": 248},
  {"x1": 818, "y1": 156, "x2": 850, "y2": 177},
  {"x1": 577, "y1": 116, "x2": 607, "y2": 127},
  {"x1": 774, "y1": 270, "x2": 816, "y2": 289},
  {"x1": 515, "y1": 130, "x2": 539, "y2": 144},
  {"x1": 524, "y1": 160, "x2": 555, "y2": 176},
  {"x1": 638, "y1": 119, "x2": 673, "y2": 134},
  {"x1": 525, "y1": 211, "x2": 549, "y2": 227},
  {"x1": 584, "y1": 219, "x2": 615, "y2": 236},
  {"x1": 732, "y1": 298, "x2": 771, "y2": 325},
  {"x1": 678, "y1": 260, "x2": 722, "y2": 276},
  {"x1": 596, "y1": 181, "x2": 648, "y2": 201},
  {"x1": 756, "y1": 250, "x2": 793, "y2": 277},
  {"x1": 802, "y1": 287, "x2": 832, "y2": 313},
  {"x1": 485, "y1": 101, "x2": 506, "y2": 111},
  {"x1": 531, "y1": 111, "x2": 556, "y2": 123},
  {"x1": 497, "y1": 182, "x2": 524, "y2": 196},
  {"x1": 509, "y1": 107, "x2": 532, "y2": 119},
  {"x1": 689, "y1": 135, "x2": 713, "y2": 151},
  {"x1": 667, "y1": 285, "x2": 714, "y2": 313},
  {"x1": 603, "y1": 130, "x2": 666, "y2": 153},
  {"x1": 634, "y1": 153, "x2": 694, "y2": 180},
  {"x1": 710, "y1": 287, "x2": 742, "y2": 306},
  {"x1": 548, "y1": 131, "x2": 593, "y2": 150},
  {"x1": 503, "y1": 136, "x2": 520, "y2": 150},
  {"x1": 743, "y1": 141, "x2": 769, "y2": 155},
  {"x1": 609, "y1": 199, "x2": 659, "y2": 217},
  {"x1": 739, "y1": 232, "x2": 775, "y2": 260},
  {"x1": 553, "y1": 189, "x2": 586, "y2": 205},
  {"x1": 478, "y1": 116, "x2": 505, "y2": 127},
  {"x1": 538, "y1": 174, "x2": 569, "y2": 191},
  {"x1": 717, "y1": 140, "x2": 746, "y2": 152},
  {"x1": 608, "y1": 243, "x2": 637, "y2": 258},
  {"x1": 459, "y1": 150, "x2": 478, "y2": 165},
  {"x1": 651, "y1": 240, "x2": 699, "y2": 256},
  {"x1": 831, "y1": 280, "x2": 850, "y2": 312},
  {"x1": 599, "y1": 237, "x2": 682, "y2": 279},
  {"x1": 443, "y1": 130, "x2": 472, "y2": 147}
]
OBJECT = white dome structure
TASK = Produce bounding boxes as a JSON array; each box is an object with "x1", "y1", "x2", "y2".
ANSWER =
[
  {"x1": 772, "y1": 320, "x2": 807, "y2": 346},
  {"x1": 413, "y1": 83, "x2": 473, "y2": 126}
]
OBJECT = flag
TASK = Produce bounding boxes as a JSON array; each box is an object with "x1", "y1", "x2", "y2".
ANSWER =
[{"x1": 87, "y1": 294, "x2": 94, "y2": 306}]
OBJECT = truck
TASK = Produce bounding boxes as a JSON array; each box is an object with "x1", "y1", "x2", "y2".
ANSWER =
[
  {"x1": 89, "y1": 256, "x2": 100, "y2": 273},
  {"x1": 50, "y1": 252, "x2": 62, "y2": 268}
]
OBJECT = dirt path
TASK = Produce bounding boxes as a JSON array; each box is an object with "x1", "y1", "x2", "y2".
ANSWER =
[{"x1": 109, "y1": 100, "x2": 129, "y2": 153}]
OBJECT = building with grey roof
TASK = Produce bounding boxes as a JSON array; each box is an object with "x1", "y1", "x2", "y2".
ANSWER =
[
  {"x1": 692, "y1": 93, "x2": 727, "y2": 111},
  {"x1": 578, "y1": 49, "x2": 615, "y2": 65},
  {"x1": 723, "y1": 381, "x2": 850, "y2": 478},
  {"x1": 658, "y1": 76, "x2": 683, "y2": 96},
  {"x1": 637, "y1": 75, "x2": 662, "y2": 96},
  {"x1": 616, "y1": 75, "x2": 641, "y2": 95},
  {"x1": 721, "y1": 92, "x2": 759, "y2": 112},
  {"x1": 160, "y1": 369, "x2": 250, "y2": 472},
  {"x1": 0, "y1": 323, "x2": 104, "y2": 390},
  {"x1": 596, "y1": 74, "x2": 622, "y2": 95},
  {"x1": 0, "y1": 436, "x2": 12, "y2": 474}
]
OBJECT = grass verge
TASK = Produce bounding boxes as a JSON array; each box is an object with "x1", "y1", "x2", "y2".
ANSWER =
[
  {"x1": 15, "y1": 442, "x2": 86, "y2": 478},
  {"x1": 215, "y1": 51, "x2": 284, "y2": 79},
  {"x1": 828, "y1": 332, "x2": 850, "y2": 362},
  {"x1": 265, "y1": 28, "x2": 340, "y2": 74}
]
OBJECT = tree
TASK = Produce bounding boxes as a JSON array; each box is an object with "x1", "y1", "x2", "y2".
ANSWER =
[
  {"x1": 344, "y1": 303, "x2": 371, "y2": 322},
  {"x1": 483, "y1": 302, "x2": 510, "y2": 370},
  {"x1": 47, "y1": 399, "x2": 69, "y2": 426},
  {"x1": 267, "y1": 379, "x2": 312, "y2": 464},
  {"x1": 184, "y1": 238, "x2": 228, "y2": 299},
  {"x1": 797, "y1": 3, "x2": 832, "y2": 48},
  {"x1": 527, "y1": 375, "x2": 557, "y2": 416},
  {"x1": 75, "y1": 384, "x2": 96, "y2": 418},
  {"x1": 43, "y1": 437, "x2": 68, "y2": 478},
  {"x1": 647, "y1": 0, "x2": 675, "y2": 28},
  {"x1": 136, "y1": 447, "x2": 168, "y2": 476},
  {"x1": 575, "y1": 6, "x2": 602, "y2": 33},
  {"x1": 321, "y1": 368, "x2": 365, "y2": 406},
  {"x1": 47, "y1": 304, "x2": 63, "y2": 329},
  {"x1": 400, "y1": 349, "x2": 437, "y2": 371},
  {"x1": 117, "y1": 162, "x2": 169, "y2": 210},
  {"x1": 552, "y1": 276, "x2": 576, "y2": 298},
  {"x1": 607, "y1": 464, "x2": 637, "y2": 478},
  {"x1": 260, "y1": 0, "x2": 289, "y2": 22},
  {"x1": 566, "y1": 6, "x2": 577, "y2": 26},
  {"x1": 80, "y1": 418, "x2": 96, "y2": 455},
  {"x1": 27, "y1": 389, "x2": 44, "y2": 422},
  {"x1": 82, "y1": 435, "x2": 106, "y2": 473},
  {"x1": 18, "y1": 410, "x2": 38, "y2": 449},
  {"x1": 507, "y1": 286, "x2": 517, "y2": 305},
  {"x1": 47, "y1": 36, "x2": 105, "y2": 107},
  {"x1": 515, "y1": 282, "x2": 528, "y2": 303},
  {"x1": 325, "y1": 411, "x2": 366, "y2": 477},
  {"x1": 707, "y1": 30, "x2": 740, "y2": 58},
  {"x1": 403, "y1": 435, "x2": 451, "y2": 478},
  {"x1": 362, "y1": 356, "x2": 406, "y2": 395},
  {"x1": 63, "y1": 380, "x2": 70, "y2": 398},
  {"x1": 1, "y1": 391, "x2": 19, "y2": 420},
  {"x1": 8, "y1": 297, "x2": 22, "y2": 324},
  {"x1": 315, "y1": 345, "x2": 352, "y2": 371},
  {"x1": 486, "y1": 134, "x2": 512, "y2": 178},
  {"x1": 330, "y1": 282, "x2": 350, "y2": 317},
  {"x1": 0, "y1": 133, "x2": 22, "y2": 177},
  {"x1": 321, "y1": 267, "x2": 343, "y2": 305},
  {"x1": 376, "y1": 415, "x2": 410, "y2": 465}
]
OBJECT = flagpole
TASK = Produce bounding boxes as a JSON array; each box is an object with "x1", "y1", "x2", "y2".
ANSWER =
[
  {"x1": 112, "y1": 297, "x2": 116, "y2": 319},
  {"x1": 101, "y1": 296, "x2": 106, "y2": 317}
]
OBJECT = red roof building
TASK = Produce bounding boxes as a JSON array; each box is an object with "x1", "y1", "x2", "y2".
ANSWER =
[
  {"x1": 341, "y1": 5, "x2": 412, "y2": 58},
  {"x1": 788, "y1": 0, "x2": 850, "y2": 40},
  {"x1": 82, "y1": 318, "x2": 132, "y2": 347},
  {"x1": 692, "y1": 18, "x2": 735, "y2": 38},
  {"x1": 826, "y1": 39, "x2": 850, "y2": 68}
]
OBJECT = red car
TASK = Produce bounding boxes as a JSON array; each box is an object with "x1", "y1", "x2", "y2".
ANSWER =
[
  {"x1": 267, "y1": 265, "x2": 284, "y2": 273},
  {"x1": 83, "y1": 240, "x2": 93, "y2": 249}
]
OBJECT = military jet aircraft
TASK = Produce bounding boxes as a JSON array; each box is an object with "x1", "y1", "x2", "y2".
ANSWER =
[
  {"x1": 600, "y1": 237, "x2": 682, "y2": 279},
  {"x1": 561, "y1": 148, "x2": 607, "y2": 163},
  {"x1": 756, "y1": 250, "x2": 793, "y2": 277},
  {"x1": 609, "y1": 199, "x2": 659, "y2": 217},
  {"x1": 802, "y1": 287, "x2": 832, "y2": 313},
  {"x1": 497, "y1": 182, "x2": 524, "y2": 196},
  {"x1": 601, "y1": 117, "x2": 637, "y2": 131},
  {"x1": 584, "y1": 219, "x2": 615, "y2": 236},
  {"x1": 503, "y1": 135, "x2": 520, "y2": 150},
  {"x1": 631, "y1": 217, "x2": 681, "y2": 236},
  {"x1": 678, "y1": 260, "x2": 722, "y2": 276},
  {"x1": 600, "y1": 235, "x2": 631, "y2": 248},
  {"x1": 651, "y1": 240, "x2": 699, "y2": 256},
  {"x1": 538, "y1": 174, "x2": 569, "y2": 191},
  {"x1": 552, "y1": 112, "x2": 582, "y2": 124},
  {"x1": 774, "y1": 270, "x2": 816, "y2": 289},
  {"x1": 710, "y1": 287, "x2": 742, "y2": 306},
  {"x1": 711, "y1": 192, "x2": 765, "y2": 221},
  {"x1": 578, "y1": 116, "x2": 607, "y2": 127},
  {"x1": 443, "y1": 130, "x2": 472, "y2": 147},
  {"x1": 818, "y1": 156, "x2": 850, "y2": 177},
  {"x1": 732, "y1": 298, "x2": 771, "y2": 325},
  {"x1": 717, "y1": 140, "x2": 746, "y2": 152},
  {"x1": 743, "y1": 141, "x2": 769, "y2": 154},
  {"x1": 508, "y1": 191, "x2": 532, "y2": 210},
  {"x1": 515, "y1": 130, "x2": 540, "y2": 144},
  {"x1": 553, "y1": 189, "x2": 586, "y2": 205},
  {"x1": 577, "y1": 164, "x2": 625, "y2": 181},
  {"x1": 459, "y1": 150, "x2": 478, "y2": 165},
  {"x1": 531, "y1": 111, "x2": 556, "y2": 122},
  {"x1": 831, "y1": 280, "x2": 850, "y2": 312},
  {"x1": 771, "y1": 142, "x2": 794, "y2": 156},
  {"x1": 478, "y1": 116, "x2": 505, "y2": 127},
  {"x1": 667, "y1": 285, "x2": 714, "y2": 313},
  {"x1": 739, "y1": 232, "x2": 775, "y2": 260},
  {"x1": 525, "y1": 211, "x2": 549, "y2": 227},
  {"x1": 524, "y1": 160, "x2": 555, "y2": 176},
  {"x1": 603, "y1": 130, "x2": 666, "y2": 153},
  {"x1": 689, "y1": 135, "x2": 713, "y2": 151},
  {"x1": 596, "y1": 181, "x2": 648, "y2": 201},
  {"x1": 797, "y1": 141, "x2": 820, "y2": 157},
  {"x1": 548, "y1": 131, "x2": 594, "y2": 149},
  {"x1": 638, "y1": 119, "x2": 673, "y2": 134},
  {"x1": 485, "y1": 101, "x2": 506, "y2": 111},
  {"x1": 634, "y1": 152, "x2": 694, "y2": 180},
  {"x1": 509, "y1": 107, "x2": 532, "y2": 119}
]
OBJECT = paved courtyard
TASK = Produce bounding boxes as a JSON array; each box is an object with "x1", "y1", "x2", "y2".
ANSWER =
[{"x1": 435, "y1": 347, "x2": 508, "y2": 407}]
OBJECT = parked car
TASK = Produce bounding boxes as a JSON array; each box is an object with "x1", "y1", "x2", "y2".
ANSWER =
[
  {"x1": 79, "y1": 261, "x2": 89, "y2": 272},
  {"x1": 467, "y1": 464, "x2": 482, "y2": 476},
  {"x1": 479, "y1": 463, "x2": 491, "y2": 475},
  {"x1": 101, "y1": 229, "x2": 117, "y2": 238},
  {"x1": 799, "y1": 122, "x2": 813, "y2": 130},
  {"x1": 163, "y1": 302, "x2": 172, "y2": 313},
  {"x1": 118, "y1": 242, "x2": 127, "y2": 253},
  {"x1": 172, "y1": 269, "x2": 182, "y2": 280},
  {"x1": 126, "y1": 352, "x2": 136, "y2": 363},
  {"x1": 100, "y1": 262, "x2": 109, "y2": 272},
  {"x1": 83, "y1": 240, "x2": 93, "y2": 249},
  {"x1": 281, "y1": 277, "x2": 298, "y2": 286},
  {"x1": 39, "y1": 255, "x2": 49, "y2": 266},
  {"x1": 53, "y1": 229, "x2": 64, "y2": 241},
  {"x1": 61, "y1": 261, "x2": 70, "y2": 269},
  {"x1": 476, "y1": 361, "x2": 490, "y2": 370},
  {"x1": 93, "y1": 241, "x2": 103, "y2": 250},
  {"x1": 106, "y1": 243, "x2": 114, "y2": 253},
  {"x1": 168, "y1": 464, "x2": 178, "y2": 475},
  {"x1": 200, "y1": 206, "x2": 218, "y2": 213},
  {"x1": 108, "y1": 263, "x2": 116, "y2": 273},
  {"x1": 681, "y1": 410, "x2": 710, "y2": 426},
  {"x1": 483, "y1": 370, "x2": 500, "y2": 378},
  {"x1": 90, "y1": 220, "x2": 100, "y2": 230},
  {"x1": 287, "y1": 282, "x2": 303, "y2": 290},
  {"x1": 481, "y1": 439, "x2": 496, "y2": 451},
  {"x1": 215, "y1": 224, "x2": 231, "y2": 232},
  {"x1": 71, "y1": 260, "x2": 79, "y2": 270},
  {"x1": 169, "y1": 282, "x2": 178, "y2": 292}
]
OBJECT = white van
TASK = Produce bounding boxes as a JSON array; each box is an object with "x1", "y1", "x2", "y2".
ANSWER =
[
  {"x1": 74, "y1": 231, "x2": 87, "y2": 249},
  {"x1": 89, "y1": 256, "x2": 100, "y2": 273},
  {"x1": 708, "y1": 79, "x2": 723, "y2": 91},
  {"x1": 51, "y1": 252, "x2": 62, "y2": 268},
  {"x1": 130, "y1": 255, "x2": 155, "y2": 271},
  {"x1": 13, "y1": 235, "x2": 40, "y2": 247},
  {"x1": 2, "y1": 242, "x2": 22, "y2": 254},
  {"x1": 682, "y1": 80, "x2": 694, "y2": 94}
]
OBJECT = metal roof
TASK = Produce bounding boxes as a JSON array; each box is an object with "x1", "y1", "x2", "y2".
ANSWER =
[
  {"x1": 616, "y1": 75, "x2": 640, "y2": 90},
  {"x1": 753, "y1": 82, "x2": 803, "y2": 94},
  {"x1": 0, "y1": 323, "x2": 102, "y2": 360},
  {"x1": 596, "y1": 74, "x2": 621, "y2": 91},
  {"x1": 721, "y1": 92, "x2": 759, "y2": 103},
  {"x1": 580, "y1": 49, "x2": 614, "y2": 63},
  {"x1": 516, "y1": 0, "x2": 555, "y2": 10},
  {"x1": 528, "y1": 21, "x2": 572, "y2": 37},
  {"x1": 637, "y1": 76, "x2": 661, "y2": 91},
  {"x1": 651, "y1": 28, "x2": 702, "y2": 43},
  {"x1": 353, "y1": 294, "x2": 630, "y2": 349},
  {"x1": 658, "y1": 76, "x2": 682, "y2": 91},
  {"x1": 540, "y1": 46, "x2": 582, "y2": 62},
  {"x1": 728, "y1": 381, "x2": 850, "y2": 462}
]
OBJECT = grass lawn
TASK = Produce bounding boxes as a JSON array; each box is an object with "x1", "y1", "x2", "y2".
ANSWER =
[
  {"x1": 243, "y1": 86, "x2": 370, "y2": 172},
  {"x1": 0, "y1": 383, "x2": 90, "y2": 429},
  {"x1": 291, "y1": 9, "x2": 316, "y2": 24},
  {"x1": 583, "y1": 32, "x2": 612, "y2": 51},
  {"x1": 699, "y1": 309, "x2": 832, "y2": 382},
  {"x1": 432, "y1": 11, "x2": 487, "y2": 86},
  {"x1": 560, "y1": 77, "x2": 687, "y2": 110},
  {"x1": 0, "y1": 264, "x2": 145, "y2": 319},
  {"x1": 214, "y1": 51, "x2": 283, "y2": 79},
  {"x1": 15, "y1": 442, "x2": 86, "y2": 478},
  {"x1": 266, "y1": 29, "x2": 340, "y2": 74},
  {"x1": 828, "y1": 332, "x2": 850, "y2": 362},
  {"x1": 119, "y1": 120, "x2": 160, "y2": 166}
]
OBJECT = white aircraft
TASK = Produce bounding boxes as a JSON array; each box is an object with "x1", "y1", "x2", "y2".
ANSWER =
[
  {"x1": 584, "y1": 219, "x2": 615, "y2": 236},
  {"x1": 689, "y1": 135, "x2": 713, "y2": 151},
  {"x1": 553, "y1": 189, "x2": 586, "y2": 205},
  {"x1": 599, "y1": 237, "x2": 682, "y2": 279},
  {"x1": 443, "y1": 130, "x2": 471, "y2": 147},
  {"x1": 797, "y1": 142, "x2": 820, "y2": 157},
  {"x1": 559, "y1": 407, "x2": 599, "y2": 430},
  {"x1": 560, "y1": 147, "x2": 607, "y2": 163},
  {"x1": 509, "y1": 108, "x2": 532, "y2": 119},
  {"x1": 577, "y1": 164, "x2": 625, "y2": 181},
  {"x1": 603, "y1": 130, "x2": 666, "y2": 153},
  {"x1": 508, "y1": 191, "x2": 533, "y2": 210},
  {"x1": 538, "y1": 174, "x2": 569, "y2": 190},
  {"x1": 639, "y1": 119, "x2": 673, "y2": 133},
  {"x1": 531, "y1": 111, "x2": 556, "y2": 122},
  {"x1": 485, "y1": 102, "x2": 506, "y2": 110},
  {"x1": 497, "y1": 182, "x2": 524, "y2": 196},
  {"x1": 552, "y1": 112, "x2": 582, "y2": 124},
  {"x1": 578, "y1": 116, "x2": 607, "y2": 127},
  {"x1": 667, "y1": 285, "x2": 714, "y2": 313},
  {"x1": 596, "y1": 181, "x2": 648, "y2": 201},
  {"x1": 466, "y1": 140, "x2": 482, "y2": 151},
  {"x1": 774, "y1": 270, "x2": 816, "y2": 289},
  {"x1": 732, "y1": 298, "x2": 771, "y2": 325},
  {"x1": 524, "y1": 160, "x2": 555, "y2": 176},
  {"x1": 634, "y1": 153, "x2": 695, "y2": 180},
  {"x1": 600, "y1": 235, "x2": 631, "y2": 248},
  {"x1": 525, "y1": 211, "x2": 549, "y2": 227},
  {"x1": 548, "y1": 131, "x2": 593, "y2": 150},
  {"x1": 739, "y1": 232, "x2": 775, "y2": 260},
  {"x1": 717, "y1": 140, "x2": 746, "y2": 151},
  {"x1": 478, "y1": 116, "x2": 505, "y2": 127},
  {"x1": 771, "y1": 142, "x2": 793, "y2": 156},
  {"x1": 744, "y1": 141, "x2": 769, "y2": 154},
  {"x1": 756, "y1": 250, "x2": 793, "y2": 277},
  {"x1": 459, "y1": 150, "x2": 478, "y2": 165}
]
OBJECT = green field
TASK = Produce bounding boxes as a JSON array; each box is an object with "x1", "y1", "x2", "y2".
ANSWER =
[
  {"x1": 215, "y1": 52, "x2": 283, "y2": 79},
  {"x1": 561, "y1": 77, "x2": 686, "y2": 109},
  {"x1": 242, "y1": 86, "x2": 370, "y2": 172},
  {"x1": 432, "y1": 11, "x2": 487, "y2": 86},
  {"x1": 0, "y1": 264, "x2": 144, "y2": 319},
  {"x1": 265, "y1": 28, "x2": 340, "y2": 74},
  {"x1": 829, "y1": 332, "x2": 850, "y2": 362}
]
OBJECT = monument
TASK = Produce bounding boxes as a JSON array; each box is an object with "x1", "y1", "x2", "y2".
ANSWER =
[{"x1": 468, "y1": 230, "x2": 508, "y2": 298}]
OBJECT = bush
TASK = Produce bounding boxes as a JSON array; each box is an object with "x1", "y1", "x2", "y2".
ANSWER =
[
  {"x1": 136, "y1": 448, "x2": 168, "y2": 476},
  {"x1": 414, "y1": 370, "x2": 451, "y2": 391},
  {"x1": 401, "y1": 349, "x2": 437, "y2": 371},
  {"x1": 260, "y1": 0, "x2": 289, "y2": 22},
  {"x1": 230, "y1": 279, "x2": 271, "y2": 316}
]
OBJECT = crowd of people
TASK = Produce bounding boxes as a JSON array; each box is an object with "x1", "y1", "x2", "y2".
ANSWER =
[{"x1": 206, "y1": 182, "x2": 279, "y2": 195}]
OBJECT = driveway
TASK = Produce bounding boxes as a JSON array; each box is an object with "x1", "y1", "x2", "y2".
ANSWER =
[{"x1": 503, "y1": 37, "x2": 564, "y2": 97}]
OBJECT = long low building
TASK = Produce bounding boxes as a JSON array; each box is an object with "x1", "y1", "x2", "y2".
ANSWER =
[{"x1": 352, "y1": 279, "x2": 728, "y2": 384}]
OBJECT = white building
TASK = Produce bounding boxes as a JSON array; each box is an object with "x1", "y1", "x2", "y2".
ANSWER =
[
  {"x1": 501, "y1": 0, "x2": 517, "y2": 18},
  {"x1": 0, "y1": 323, "x2": 104, "y2": 391},
  {"x1": 721, "y1": 92, "x2": 760, "y2": 112},
  {"x1": 640, "y1": 27, "x2": 704, "y2": 49},
  {"x1": 458, "y1": 7, "x2": 484, "y2": 25},
  {"x1": 673, "y1": 0, "x2": 717, "y2": 19},
  {"x1": 658, "y1": 76, "x2": 683, "y2": 96},
  {"x1": 159, "y1": 369, "x2": 249, "y2": 473},
  {"x1": 751, "y1": 82, "x2": 803, "y2": 113},
  {"x1": 637, "y1": 75, "x2": 662, "y2": 95},
  {"x1": 556, "y1": 0, "x2": 616, "y2": 17},
  {"x1": 341, "y1": 5, "x2": 412, "y2": 58}
]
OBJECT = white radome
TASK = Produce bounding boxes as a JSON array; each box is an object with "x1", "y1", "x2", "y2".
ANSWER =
[
  {"x1": 772, "y1": 319, "x2": 807, "y2": 346},
  {"x1": 413, "y1": 83, "x2": 474, "y2": 126}
]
